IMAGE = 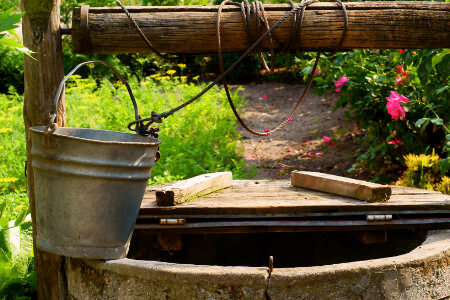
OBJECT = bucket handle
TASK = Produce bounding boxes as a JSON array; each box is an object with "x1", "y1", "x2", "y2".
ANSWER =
[{"x1": 46, "y1": 61, "x2": 141, "y2": 134}]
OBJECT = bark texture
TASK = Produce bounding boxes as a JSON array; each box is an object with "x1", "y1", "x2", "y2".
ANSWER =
[
  {"x1": 72, "y1": 2, "x2": 450, "y2": 54},
  {"x1": 21, "y1": 0, "x2": 67, "y2": 297}
]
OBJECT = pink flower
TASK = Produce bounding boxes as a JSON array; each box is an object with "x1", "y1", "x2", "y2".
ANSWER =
[
  {"x1": 387, "y1": 138, "x2": 401, "y2": 145},
  {"x1": 334, "y1": 75, "x2": 348, "y2": 92},
  {"x1": 374, "y1": 50, "x2": 379, "y2": 55},
  {"x1": 386, "y1": 91, "x2": 409, "y2": 120},
  {"x1": 395, "y1": 65, "x2": 409, "y2": 87},
  {"x1": 264, "y1": 129, "x2": 270, "y2": 132},
  {"x1": 262, "y1": 94, "x2": 268, "y2": 98},
  {"x1": 251, "y1": 155, "x2": 258, "y2": 158},
  {"x1": 323, "y1": 135, "x2": 335, "y2": 146},
  {"x1": 313, "y1": 69, "x2": 322, "y2": 77},
  {"x1": 288, "y1": 118, "x2": 294, "y2": 121},
  {"x1": 317, "y1": 167, "x2": 321, "y2": 170},
  {"x1": 396, "y1": 65, "x2": 407, "y2": 76},
  {"x1": 315, "y1": 152, "x2": 322, "y2": 156},
  {"x1": 399, "y1": 49, "x2": 406, "y2": 54},
  {"x1": 307, "y1": 152, "x2": 313, "y2": 158},
  {"x1": 287, "y1": 149, "x2": 292, "y2": 152}
]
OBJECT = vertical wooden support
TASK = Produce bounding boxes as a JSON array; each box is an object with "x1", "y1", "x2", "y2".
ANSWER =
[{"x1": 21, "y1": 0, "x2": 67, "y2": 298}]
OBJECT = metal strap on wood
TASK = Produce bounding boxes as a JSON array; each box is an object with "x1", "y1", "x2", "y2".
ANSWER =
[{"x1": 79, "y1": 5, "x2": 91, "y2": 54}]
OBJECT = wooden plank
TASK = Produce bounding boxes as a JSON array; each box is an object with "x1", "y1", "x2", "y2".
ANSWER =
[
  {"x1": 21, "y1": 0, "x2": 68, "y2": 297},
  {"x1": 291, "y1": 171, "x2": 392, "y2": 203},
  {"x1": 134, "y1": 218, "x2": 450, "y2": 234},
  {"x1": 156, "y1": 172, "x2": 232, "y2": 206},
  {"x1": 140, "y1": 180, "x2": 450, "y2": 217},
  {"x1": 71, "y1": 2, "x2": 450, "y2": 54}
]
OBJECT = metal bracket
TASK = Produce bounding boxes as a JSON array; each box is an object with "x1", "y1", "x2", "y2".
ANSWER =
[
  {"x1": 366, "y1": 214, "x2": 392, "y2": 222},
  {"x1": 160, "y1": 218, "x2": 186, "y2": 225},
  {"x1": 80, "y1": 5, "x2": 91, "y2": 54}
]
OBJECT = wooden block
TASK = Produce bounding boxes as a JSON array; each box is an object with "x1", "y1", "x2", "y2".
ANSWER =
[
  {"x1": 156, "y1": 172, "x2": 232, "y2": 206},
  {"x1": 291, "y1": 171, "x2": 391, "y2": 203}
]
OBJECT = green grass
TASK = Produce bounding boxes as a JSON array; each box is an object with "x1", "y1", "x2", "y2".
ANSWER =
[{"x1": 0, "y1": 73, "x2": 249, "y2": 297}]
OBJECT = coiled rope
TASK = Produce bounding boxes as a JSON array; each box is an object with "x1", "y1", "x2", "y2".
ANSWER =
[{"x1": 117, "y1": 0, "x2": 348, "y2": 136}]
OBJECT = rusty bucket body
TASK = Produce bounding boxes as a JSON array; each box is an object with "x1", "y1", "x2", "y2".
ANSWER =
[{"x1": 30, "y1": 126, "x2": 160, "y2": 259}]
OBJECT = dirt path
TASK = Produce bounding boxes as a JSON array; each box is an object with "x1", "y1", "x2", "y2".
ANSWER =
[{"x1": 235, "y1": 83, "x2": 367, "y2": 180}]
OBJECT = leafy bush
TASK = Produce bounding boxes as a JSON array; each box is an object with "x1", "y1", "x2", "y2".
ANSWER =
[
  {"x1": 0, "y1": 91, "x2": 26, "y2": 195},
  {"x1": 0, "y1": 7, "x2": 27, "y2": 93},
  {"x1": 397, "y1": 151, "x2": 449, "y2": 194},
  {"x1": 0, "y1": 203, "x2": 35, "y2": 299}
]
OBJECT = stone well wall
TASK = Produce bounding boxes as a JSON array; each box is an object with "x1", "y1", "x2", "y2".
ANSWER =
[{"x1": 66, "y1": 230, "x2": 450, "y2": 299}]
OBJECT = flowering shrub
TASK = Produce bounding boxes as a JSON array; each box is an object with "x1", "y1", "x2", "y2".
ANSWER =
[{"x1": 303, "y1": 48, "x2": 449, "y2": 181}]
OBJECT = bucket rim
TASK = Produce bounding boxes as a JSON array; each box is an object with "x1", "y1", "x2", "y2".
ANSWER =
[{"x1": 30, "y1": 126, "x2": 161, "y2": 146}]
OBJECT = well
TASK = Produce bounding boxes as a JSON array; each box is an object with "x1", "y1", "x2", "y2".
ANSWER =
[
  {"x1": 66, "y1": 230, "x2": 449, "y2": 299},
  {"x1": 65, "y1": 180, "x2": 450, "y2": 299}
]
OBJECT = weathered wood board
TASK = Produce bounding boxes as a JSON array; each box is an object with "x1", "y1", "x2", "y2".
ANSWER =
[
  {"x1": 140, "y1": 180, "x2": 450, "y2": 217},
  {"x1": 291, "y1": 171, "x2": 391, "y2": 202},
  {"x1": 22, "y1": 0, "x2": 68, "y2": 297},
  {"x1": 155, "y1": 172, "x2": 232, "y2": 206},
  {"x1": 72, "y1": 2, "x2": 450, "y2": 54},
  {"x1": 137, "y1": 180, "x2": 450, "y2": 234}
]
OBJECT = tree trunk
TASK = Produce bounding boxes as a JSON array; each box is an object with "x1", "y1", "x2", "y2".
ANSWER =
[
  {"x1": 72, "y1": 2, "x2": 449, "y2": 54},
  {"x1": 21, "y1": 0, "x2": 67, "y2": 297}
]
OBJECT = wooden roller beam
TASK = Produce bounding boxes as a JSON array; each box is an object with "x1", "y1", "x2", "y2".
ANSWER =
[{"x1": 72, "y1": 2, "x2": 449, "y2": 54}]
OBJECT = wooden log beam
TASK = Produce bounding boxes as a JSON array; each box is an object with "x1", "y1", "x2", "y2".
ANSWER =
[
  {"x1": 155, "y1": 172, "x2": 232, "y2": 206},
  {"x1": 22, "y1": 0, "x2": 67, "y2": 298},
  {"x1": 72, "y1": 2, "x2": 450, "y2": 54},
  {"x1": 291, "y1": 171, "x2": 392, "y2": 203}
]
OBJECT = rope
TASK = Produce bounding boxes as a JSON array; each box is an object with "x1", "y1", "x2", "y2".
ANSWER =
[
  {"x1": 119, "y1": 0, "x2": 348, "y2": 136},
  {"x1": 217, "y1": 0, "x2": 319, "y2": 136},
  {"x1": 116, "y1": 0, "x2": 165, "y2": 58}
]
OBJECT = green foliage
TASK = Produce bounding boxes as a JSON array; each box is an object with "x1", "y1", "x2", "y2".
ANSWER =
[
  {"x1": 397, "y1": 151, "x2": 448, "y2": 194},
  {"x1": 0, "y1": 91, "x2": 27, "y2": 194},
  {"x1": 64, "y1": 72, "x2": 249, "y2": 182},
  {"x1": 0, "y1": 8, "x2": 33, "y2": 57},
  {"x1": 0, "y1": 48, "x2": 23, "y2": 93},
  {"x1": 436, "y1": 176, "x2": 450, "y2": 194},
  {"x1": 0, "y1": 7, "x2": 27, "y2": 93},
  {"x1": 0, "y1": 90, "x2": 34, "y2": 299},
  {"x1": 0, "y1": 196, "x2": 35, "y2": 299}
]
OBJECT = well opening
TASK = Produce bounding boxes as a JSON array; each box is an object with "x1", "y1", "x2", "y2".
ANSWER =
[{"x1": 128, "y1": 229, "x2": 428, "y2": 268}]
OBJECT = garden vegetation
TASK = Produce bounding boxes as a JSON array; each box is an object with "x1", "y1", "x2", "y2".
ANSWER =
[{"x1": 0, "y1": 0, "x2": 449, "y2": 298}]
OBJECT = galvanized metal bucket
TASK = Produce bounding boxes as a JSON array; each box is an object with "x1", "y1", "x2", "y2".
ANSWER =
[{"x1": 30, "y1": 61, "x2": 161, "y2": 259}]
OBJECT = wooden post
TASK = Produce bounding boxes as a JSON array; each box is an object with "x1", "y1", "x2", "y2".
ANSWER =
[
  {"x1": 71, "y1": 2, "x2": 450, "y2": 54},
  {"x1": 21, "y1": 0, "x2": 67, "y2": 297}
]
